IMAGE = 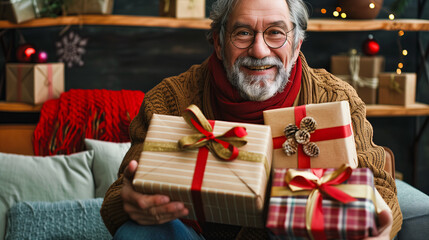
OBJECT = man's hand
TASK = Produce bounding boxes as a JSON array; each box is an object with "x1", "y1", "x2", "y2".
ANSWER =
[
  {"x1": 364, "y1": 210, "x2": 393, "y2": 240},
  {"x1": 121, "y1": 160, "x2": 189, "y2": 225}
]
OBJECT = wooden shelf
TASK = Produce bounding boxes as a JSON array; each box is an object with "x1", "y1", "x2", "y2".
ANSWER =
[
  {"x1": 0, "y1": 102, "x2": 42, "y2": 112},
  {"x1": 366, "y1": 102, "x2": 429, "y2": 117},
  {"x1": 1, "y1": 15, "x2": 429, "y2": 31}
]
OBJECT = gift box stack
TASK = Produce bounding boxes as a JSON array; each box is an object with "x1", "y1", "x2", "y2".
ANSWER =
[
  {"x1": 331, "y1": 51, "x2": 385, "y2": 105},
  {"x1": 378, "y1": 72, "x2": 416, "y2": 106},
  {"x1": 0, "y1": 0, "x2": 114, "y2": 23},
  {"x1": 159, "y1": 0, "x2": 205, "y2": 18},
  {"x1": 263, "y1": 101, "x2": 379, "y2": 239},
  {"x1": 133, "y1": 105, "x2": 273, "y2": 227},
  {"x1": 6, "y1": 63, "x2": 65, "y2": 105},
  {"x1": 0, "y1": 0, "x2": 44, "y2": 23}
]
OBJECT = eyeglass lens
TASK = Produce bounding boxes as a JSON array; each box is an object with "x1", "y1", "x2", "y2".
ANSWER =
[{"x1": 230, "y1": 26, "x2": 289, "y2": 49}]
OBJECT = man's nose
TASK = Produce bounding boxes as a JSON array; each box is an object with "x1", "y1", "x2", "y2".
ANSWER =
[{"x1": 248, "y1": 33, "x2": 271, "y2": 59}]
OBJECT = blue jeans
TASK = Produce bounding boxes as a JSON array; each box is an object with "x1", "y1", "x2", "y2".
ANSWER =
[{"x1": 113, "y1": 219, "x2": 205, "y2": 240}]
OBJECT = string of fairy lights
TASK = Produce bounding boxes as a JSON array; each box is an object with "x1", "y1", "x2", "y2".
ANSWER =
[{"x1": 320, "y1": 1, "x2": 407, "y2": 74}]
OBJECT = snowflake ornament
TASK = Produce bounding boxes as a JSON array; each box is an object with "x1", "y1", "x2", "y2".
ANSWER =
[{"x1": 56, "y1": 31, "x2": 88, "y2": 68}]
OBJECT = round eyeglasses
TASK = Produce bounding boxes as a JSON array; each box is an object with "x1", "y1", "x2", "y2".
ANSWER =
[{"x1": 229, "y1": 25, "x2": 295, "y2": 49}]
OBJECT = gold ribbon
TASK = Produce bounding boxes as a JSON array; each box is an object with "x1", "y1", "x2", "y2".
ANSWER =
[
  {"x1": 389, "y1": 74, "x2": 403, "y2": 94},
  {"x1": 143, "y1": 104, "x2": 270, "y2": 177},
  {"x1": 271, "y1": 165, "x2": 377, "y2": 239}
]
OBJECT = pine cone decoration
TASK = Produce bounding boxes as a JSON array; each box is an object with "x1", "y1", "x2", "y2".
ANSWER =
[
  {"x1": 295, "y1": 129, "x2": 310, "y2": 145},
  {"x1": 284, "y1": 124, "x2": 299, "y2": 139},
  {"x1": 282, "y1": 138, "x2": 297, "y2": 156},
  {"x1": 300, "y1": 117, "x2": 317, "y2": 133},
  {"x1": 303, "y1": 142, "x2": 320, "y2": 157}
]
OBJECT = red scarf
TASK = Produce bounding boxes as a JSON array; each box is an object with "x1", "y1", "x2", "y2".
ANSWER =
[{"x1": 208, "y1": 53, "x2": 302, "y2": 124}]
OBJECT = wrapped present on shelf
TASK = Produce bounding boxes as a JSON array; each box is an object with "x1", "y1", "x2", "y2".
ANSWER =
[
  {"x1": 132, "y1": 105, "x2": 273, "y2": 227},
  {"x1": 331, "y1": 50, "x2": 385, "y2": 104},
  {"x1": 6, "y1": 63, "x2": 64, "y2": 105},
  {"x1": 159, "y1": 0, "x2": 205, "y2": 19},
  {"x1": 266, "y1": 165, "x2": 379, "y2": 240},
  {"x1": 0, "y1": 0, "x2": 44, "y2": 23},
  {"x1": 263, "y1": 101, "x2": 357, "y2": 169},
  {"x1": 63, "y1": 0, "x2": 114, "y2": 15},
  {"x1": 378, "y1": 72, "x2": 416, "y2": 106}
]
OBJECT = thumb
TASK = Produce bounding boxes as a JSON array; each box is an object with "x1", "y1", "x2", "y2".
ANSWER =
[{"x1": 124, "y1": 160, "x2": 138, "y2": 181}]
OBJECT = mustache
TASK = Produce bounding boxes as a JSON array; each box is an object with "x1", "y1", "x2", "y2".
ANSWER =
[{"x1": 235, "y1": 56, "x2": 284, "y2": 69}]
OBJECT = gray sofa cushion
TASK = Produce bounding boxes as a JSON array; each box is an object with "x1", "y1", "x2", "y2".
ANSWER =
[
  {"x1": 6, "y1": 198, "x2": 111, "y2": 240},
  {"x1": 396, "y1": 179, "x2": 429, "y2": 240}
]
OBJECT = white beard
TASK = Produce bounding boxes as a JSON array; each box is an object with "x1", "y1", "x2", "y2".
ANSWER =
[{"x1": 224, "y1": 56, "x2": 294, "y2": 101}]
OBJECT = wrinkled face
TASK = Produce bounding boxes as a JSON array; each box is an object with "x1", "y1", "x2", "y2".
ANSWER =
[{"x1": 214, "y1": 0, "x2": 302, "y2": 101}]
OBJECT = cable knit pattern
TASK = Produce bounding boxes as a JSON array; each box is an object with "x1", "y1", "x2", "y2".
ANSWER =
[
  {"x1": 6, "y1": 199, "x2": 111, "y2": 240},
  {"x1": 101, "y1": 53, "x2": 402, "y2": 239}
]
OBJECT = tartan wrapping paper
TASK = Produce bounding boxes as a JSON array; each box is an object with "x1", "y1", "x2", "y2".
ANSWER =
[
  {"x1": 133, "y1": 113, "x2": 273, "y2": 227},
  {"x1": 266, "y1": 168, "x2": 377, "y2": 240}
]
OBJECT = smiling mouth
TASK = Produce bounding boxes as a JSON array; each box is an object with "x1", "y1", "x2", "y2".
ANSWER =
[{"x1": 246, "y1": 65, "x2": 274, "y2": 71}]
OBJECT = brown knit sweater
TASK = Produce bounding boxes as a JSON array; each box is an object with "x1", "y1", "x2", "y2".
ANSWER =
[{"x1": 100, "y1": 53, "x2": 402, "y2": 239}]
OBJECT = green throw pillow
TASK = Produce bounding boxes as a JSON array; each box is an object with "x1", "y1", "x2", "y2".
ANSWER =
[
  {"x1": 0, "y1": 151, "x2": 95, "y2": 240},
  {"x1": 84, "y1": 139, "x2": 130, "y2": 198}
]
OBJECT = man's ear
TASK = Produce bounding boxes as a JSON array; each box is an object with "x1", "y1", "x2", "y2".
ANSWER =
[
  {"x1": 213, "y1": 32, "x2": 223, "y2": 60},
  {"x1": 292, "y1": 39, "x2": 303, "y2": 62}
]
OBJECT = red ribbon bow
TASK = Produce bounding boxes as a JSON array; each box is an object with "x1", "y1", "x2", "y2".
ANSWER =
[{"x1": 286, "y1": 165, "x2": 357, "y2": 240}]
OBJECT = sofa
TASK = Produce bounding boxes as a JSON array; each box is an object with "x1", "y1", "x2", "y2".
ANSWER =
[{"x1": 1, "y1": 90, "x2": 428, "y2": 239}]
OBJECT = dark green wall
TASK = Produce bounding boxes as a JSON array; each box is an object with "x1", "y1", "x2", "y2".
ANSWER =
[{"x1": 1, "y1": 0, "x2": 428, "y2": 194}]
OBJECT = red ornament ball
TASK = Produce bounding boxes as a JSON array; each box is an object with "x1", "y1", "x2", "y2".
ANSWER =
[
  {"x1": 36, "y1": 51, "x2": 48, "y2": 63},
  {"x1": 362, "y1": 34, "x2": 380, "y2": 56},
  {"x1": 16, "y1": 43, "x2": 36, "y2": 62}
]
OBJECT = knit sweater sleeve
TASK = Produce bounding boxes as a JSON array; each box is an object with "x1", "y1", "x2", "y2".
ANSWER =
[
  {"x1": 300, "y1": 61, "x2": 402, "y2": 238},
  {"x1": 100, "y1": 62, "x2": 208, "y2": 235},
  {"x1": 349, "y1": 98, "x2": 403, "y2": 239}
]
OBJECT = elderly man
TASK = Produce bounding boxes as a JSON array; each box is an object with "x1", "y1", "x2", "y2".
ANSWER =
[{"x1": 101, "y1": 0, "x2": 402, "y2": 239}]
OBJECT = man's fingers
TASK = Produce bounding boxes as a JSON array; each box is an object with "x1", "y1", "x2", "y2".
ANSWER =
[
  {"x1": 123, "y1": 160, "x2": 138, "y2": 180},
  {"x1": 128, "y1": 202, "x2": 189, "y2": 225}
]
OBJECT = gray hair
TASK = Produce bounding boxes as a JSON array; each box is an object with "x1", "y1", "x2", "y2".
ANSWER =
[{"x1": 206, "y1": 0, "x2": 308, "y2": 51}]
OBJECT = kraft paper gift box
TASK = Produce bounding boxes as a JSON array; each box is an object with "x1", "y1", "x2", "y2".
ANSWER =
[
  {"x1": 263, "y1": 101, "x2": 358, "y2": 169},
  {"x1": 64, "y1": 0, "x2": 114, "y2": 14},
  {"x1": 331, "y1": 53, "x2": 385, "y2": 104},
  {"x1": 6, "y1": 63, "x2": 64, "y2": 105},
  {"x1": 159, "y1": 0, "x2": 205, "y2": 19},
  {"x1": 266, "y1": 165, "x2": 378, "y2": 240},
  {"x1": 0, "y1": 0, "x2": 44, "y2": 23},
  {"x1": 133, "y1": 105, "x2": 273, "y2": 227},
  {"x1": 378, "y1": 72, "x2": 416, "y2": 106}
]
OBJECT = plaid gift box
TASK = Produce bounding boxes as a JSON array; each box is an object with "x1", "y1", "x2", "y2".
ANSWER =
[
  {"x1": 378, "y1": 72, "x2": 416, "y2": 106},
  {"x1": 266, "y1": 165, "x2": 378, "y2": 240},
  {"x1": 133, "y1": 105, "x2": 272, "y2": 227},
  {"x1": 159, "y1": 0, "x2": 205, "y2": 19},
  {"x1": 263, "y1": 101, "x2": 358, "y2": 169},
  {"x1": 6, "y1": 63, "x2": 64, "y2": 105}
]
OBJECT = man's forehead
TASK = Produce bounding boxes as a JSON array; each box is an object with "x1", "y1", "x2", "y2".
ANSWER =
[{"x1": 228, "y1": 0, "x2": 291, "y2": 28}]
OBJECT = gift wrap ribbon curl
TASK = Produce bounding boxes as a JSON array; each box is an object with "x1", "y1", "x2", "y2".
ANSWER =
[
  {"x1": 271, "y1": 164, "x2": 377, "y2": 240},
  {"x1": 143, "y1": 104, "x2": 269, "y2": 222},
  {"x1": 272, "y1": 105, "x2": 353, "y2": 168}
]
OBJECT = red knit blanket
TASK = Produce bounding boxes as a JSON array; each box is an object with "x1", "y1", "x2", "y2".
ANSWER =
[{"x1": 33, "y1": 89, "x2": 144, "y2": 156}]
